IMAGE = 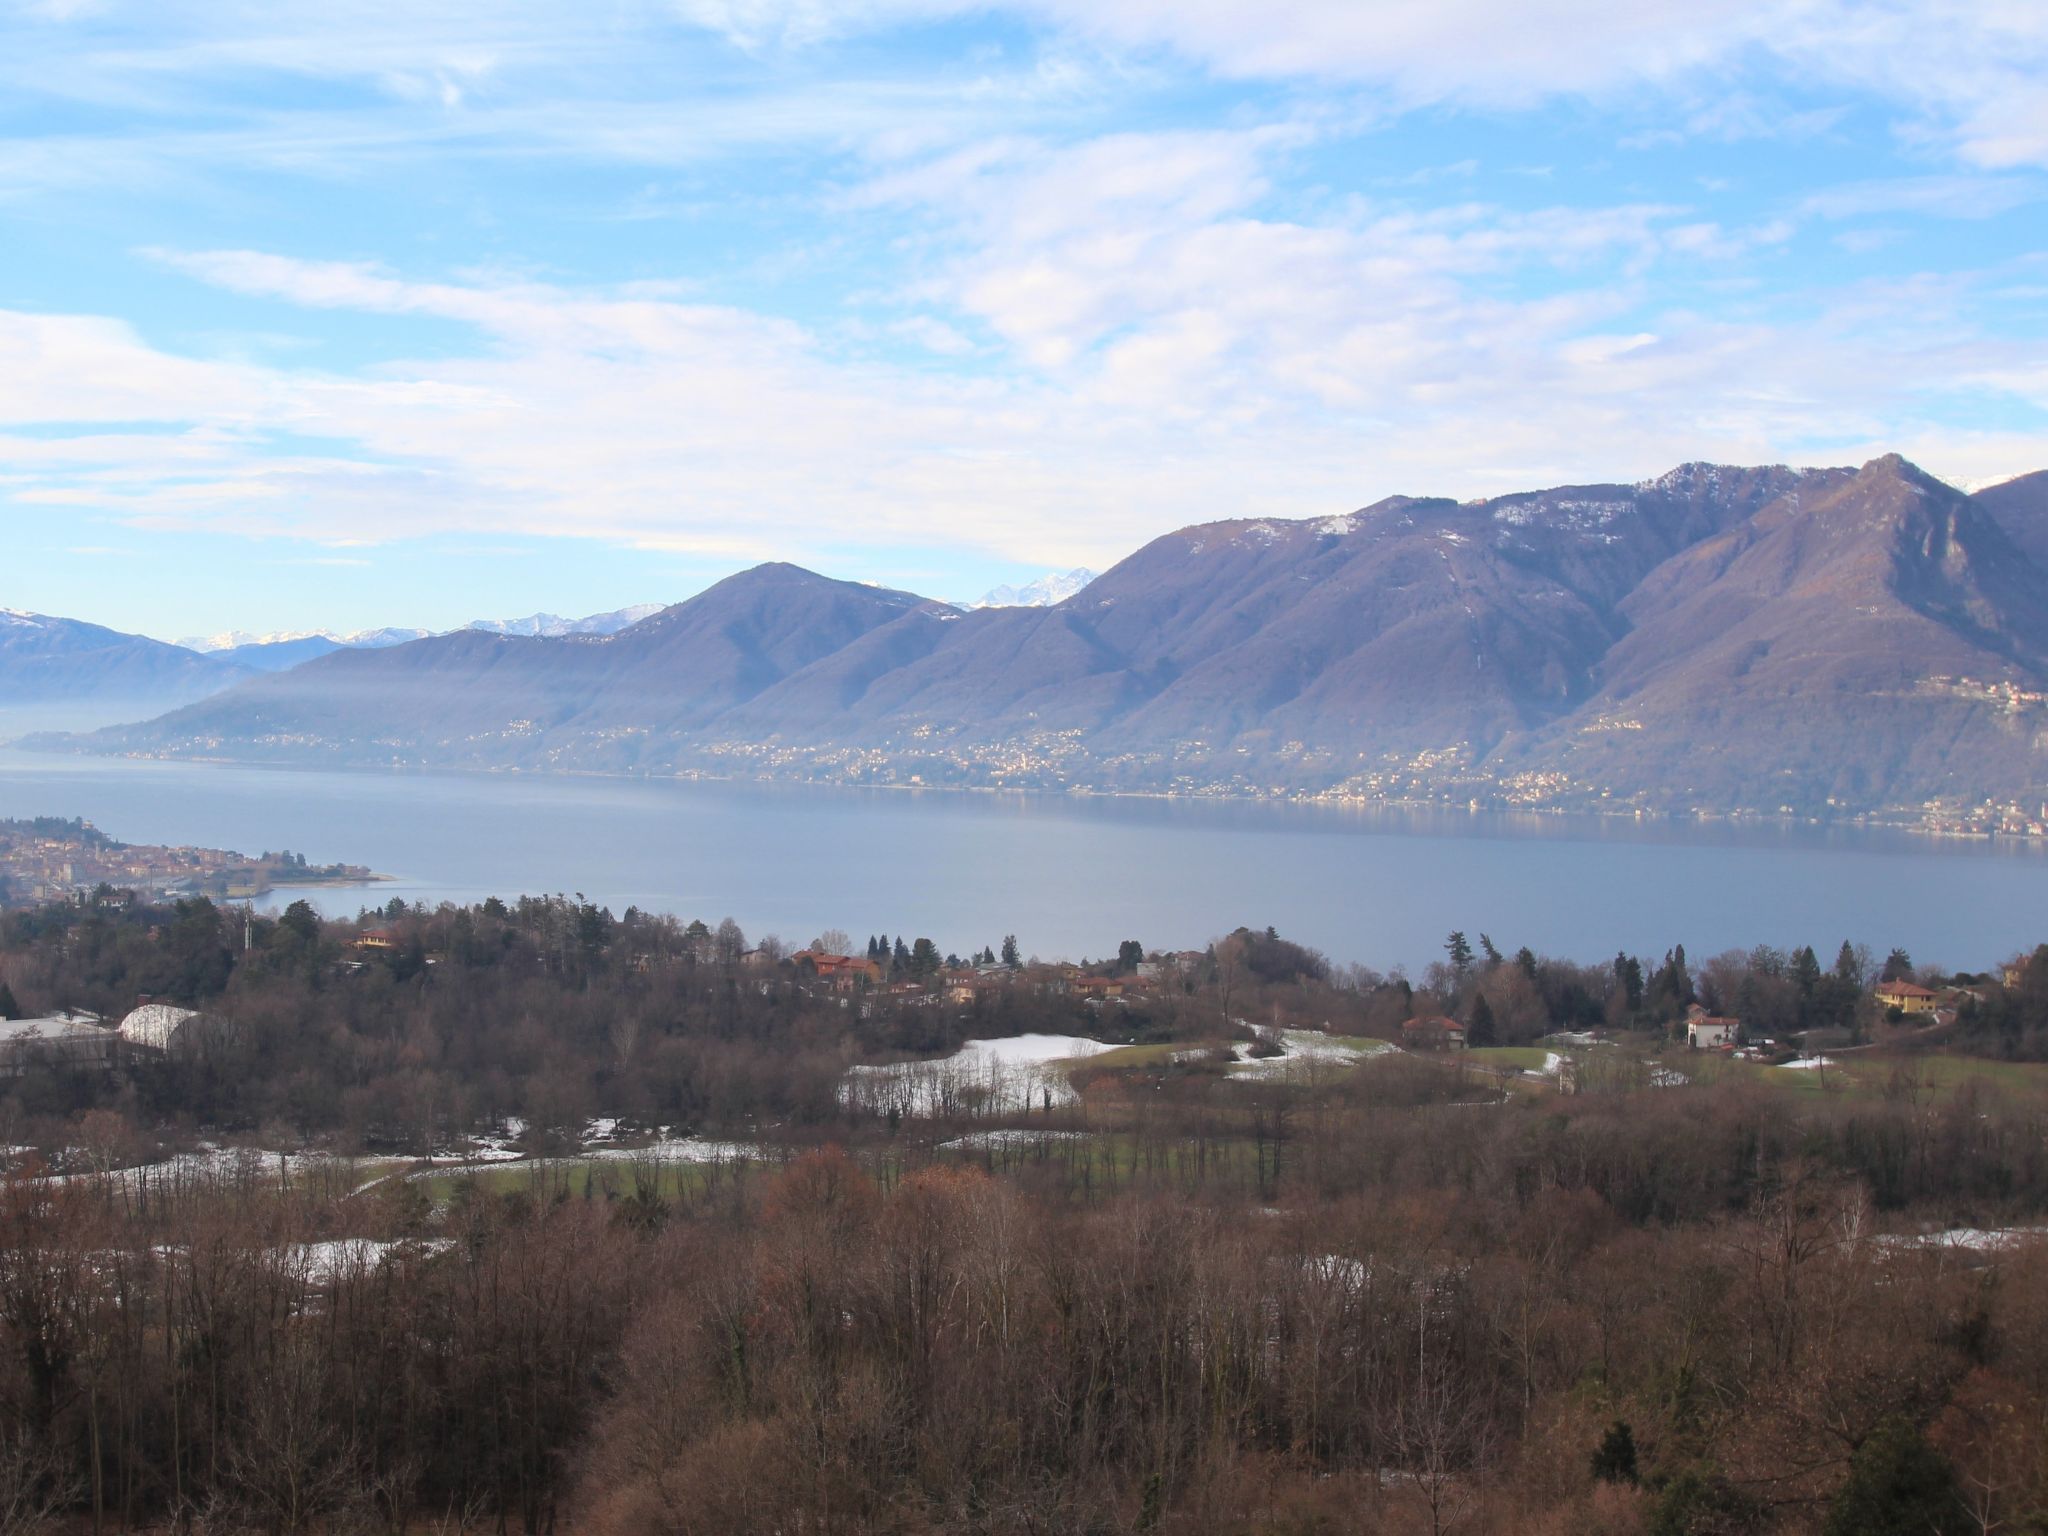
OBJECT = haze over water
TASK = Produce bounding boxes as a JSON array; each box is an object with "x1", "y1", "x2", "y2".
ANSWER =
[{"x1": 5, "y1": 750, "x2": 2045, "y2": 972}]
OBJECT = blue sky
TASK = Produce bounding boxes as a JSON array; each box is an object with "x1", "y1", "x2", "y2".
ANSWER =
[{"x1": 2, "y1": 0, "x2": 2045, "y2": 641}]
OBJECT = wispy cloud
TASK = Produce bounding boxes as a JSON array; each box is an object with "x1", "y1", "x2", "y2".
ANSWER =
[{"x1": 2, "y1": 0, "x2": 2046, "y2": 626}]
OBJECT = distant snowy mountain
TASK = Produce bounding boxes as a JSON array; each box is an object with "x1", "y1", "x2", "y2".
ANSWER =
[
  {"x1": 463, "y1": 604, "x2": 664, "y2": 638},
  {"x1": 180, "y1": 626, "x2": 429, "y2": 652},
  {"x1": 974, "y1": 569, "x2": 1097, "y2": 608},
  {"x1": 342, "y1": 627, "x2": 434, "y2": 649},
  {"x1": 180, "y1": 605, "x2": 661, "y2": 654},
  {"x1": 180, "y1": 629, "x2": 315, "y2": 652}
]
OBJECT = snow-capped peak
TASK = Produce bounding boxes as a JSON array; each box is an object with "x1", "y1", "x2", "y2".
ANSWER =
[
  {"x1": 464, "y1": 603, "x2": 665, "y2": 638},
  {"x1": 180, "y1": 629, "x2": 329, "y2": 652},
  {"x1": 974, "y1": 569, "x2": 1097, "y2": 608}
]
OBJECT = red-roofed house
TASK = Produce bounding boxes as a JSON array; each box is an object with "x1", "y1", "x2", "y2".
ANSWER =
[
  {"x1": 1401, "y1": 1015, "x2": 1466, "y2": 1050},
  {"x1": 805, "y1": 953, "x2": 882, "y2": 991}
]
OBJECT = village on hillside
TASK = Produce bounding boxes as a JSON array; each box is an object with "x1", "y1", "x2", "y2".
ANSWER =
[{"x1": 0, "y1": 816, "x2": 378, "y2": 909}]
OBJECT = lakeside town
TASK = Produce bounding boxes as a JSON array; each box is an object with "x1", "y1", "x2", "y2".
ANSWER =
[{"x1": 0, "y1": 815, "x2": 380, "y2": 909}]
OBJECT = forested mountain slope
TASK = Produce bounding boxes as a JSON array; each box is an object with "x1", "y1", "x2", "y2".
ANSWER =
[{"x1": 53, "y1": 456, "x2": 2048, "y2": 825}]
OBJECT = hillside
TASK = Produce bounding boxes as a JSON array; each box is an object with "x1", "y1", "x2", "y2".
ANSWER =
[
  {"x1": 44, "y1": 456, "x2": 2048, "y2": 828},
  {"x1": 0, "y1": 609, "x2": 251, "y2": 735}
]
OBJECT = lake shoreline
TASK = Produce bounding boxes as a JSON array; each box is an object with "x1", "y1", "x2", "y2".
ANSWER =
[
  {"x1": 17, "y1": 741, "x2": 2045, "y2": 850},
  {"x1": 4, "y1": 746, "x2": 2045, "y2": 972}
]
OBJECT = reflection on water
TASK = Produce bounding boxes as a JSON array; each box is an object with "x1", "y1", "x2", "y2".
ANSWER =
[{"x1": 1, "y1": 749, "x2": 2044, "y2": 971}]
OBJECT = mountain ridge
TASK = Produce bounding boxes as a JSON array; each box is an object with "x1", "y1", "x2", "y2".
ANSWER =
[{"x1": 30, "y1": 454, "x2": 2048, "y2": 832}]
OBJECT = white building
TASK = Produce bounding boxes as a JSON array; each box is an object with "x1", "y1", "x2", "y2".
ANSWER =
[
  {"x1": 0, "y1": 1013, "x2": 116, "y2": 1074},
  {"x1": 118, "y1": 1003, "x2": 201, "y2": 1050},
  {"x1": 1687, "y1": 1014, "x2": 1740, "y2": 1049}
]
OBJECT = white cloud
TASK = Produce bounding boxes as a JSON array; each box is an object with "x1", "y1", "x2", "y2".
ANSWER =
[
  {"x1": 2, "y1": 3, "x2": 2043, "y2": 581},
  {"x1": 0, "y1": 201, "x2": 2038, "y2": 577},
  {"x1": 676, "y1": 0, "x2": 2048, "y2": 168}
]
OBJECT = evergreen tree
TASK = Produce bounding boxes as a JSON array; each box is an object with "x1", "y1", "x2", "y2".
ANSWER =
[
  {"x1": 1478, "y1": 933, "x2": 1503, "y2": 970},
  {"x1": 1590, "y1": 1421, "x2": 1638, "y2": 1485},
  {"x1": 909, "y1": 937, "x2": 941, "y2": 976},
  {"x1": 1882, "y1": 947, "x2": 1914, "y2": 982},
  {"x1": 1445, "y1": 931, "x2": 1473, "y2": 978},
  {"x1": 0, "y1": 981, "x2": 17, "y2": 1021},
  {"x1": 1792, "y1": 945, "x2": 1822, "y2": 996},
  {"x1": 278, "y1": 898, "x2": 320, "y2": 948},
  {"x1": 1834, "y1": 940, "x2": 1861, "y2": 984},
  {"x1": 893, "y1": 936, "x2": 911, "y2": 970},
  {"x1": 1515, "y1": 946, "x2": 1538, "y2": 980},
  {"x1": 1648, "y1": 1468, "x2": 1764, "y2": 1536},
  {"x1": 1466, "y1": 992, "x2": 1496, "y2": 1048},
  {"x1": 1117, "y1": 939, "x2": 1144, "y2": 973},
  {"x1": 1001, "y1": 934, "x2": 1020, "y2": 968},
  {"x1": 1820, "y1": 1419, "x2": 1965, "y2": 1536},
  {"x1": 1613, "y1": 952, "x2": 1644, "y2": 1014}
]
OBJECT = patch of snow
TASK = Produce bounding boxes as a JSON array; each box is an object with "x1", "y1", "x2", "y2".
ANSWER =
[
  {"x1": 843, "y1": 1034, "x2": 1118, "y2": 1116},
  {"x1": 1781, "y1": 1056, "x2": 1836, "y2": 1070},
  {"x1": 940, "y1": 1129, "x2": 1091, "y2": 1151},
  {"x1": 584, "y1": 1137, "x2": 756, "y2": 1163},
  {"x1": 1317, "y1": 513, "x2": 1359, "y2": 537},
  {"x1": 1648, "y1": 1067, "x2": 1689, "y2": 1087},
  {"x1": 1876, "y1": 1226, "x2": 2048, "y2": 1254},
  {"x1": 278, "y1": 1238, "x2": 452, "y2": 1283},
  {"x1": 1301, "y1": 1253, "x2": 1369, "y2": 1288},
  {"x1": 1229, "y1": 1031, "x2": 1394, "y2": 1080},
  {"x1": 54, "y1": 1144, "x2": 340, "y2": 1192},
  {"x1": 975, "y1": 569, "x2": 1096, "y2": 608}
]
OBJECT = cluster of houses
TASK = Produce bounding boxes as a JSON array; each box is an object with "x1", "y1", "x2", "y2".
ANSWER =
[
  {"x1": 0, "y1": 822, "x2": 338, "y2": 909},
  {"x1": 1392, "y1": 964, "x2": 2009, "y2": 1064},
  {"x1": 1680, "y1": 970, "x2": 1994, "y2": 1056},
  {"x1": 781, "y1": 948, "x2": 1198, "y2": 1008}
]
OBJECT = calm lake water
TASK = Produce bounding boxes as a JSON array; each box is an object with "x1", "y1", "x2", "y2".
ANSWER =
[{"x1": 2, "y1": 748, "x2": 2045, "y2": 972}]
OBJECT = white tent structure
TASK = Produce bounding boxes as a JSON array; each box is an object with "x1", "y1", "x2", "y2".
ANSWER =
[{"x1": 118, "y1": 1003, "x2": 200, "y2": 1049}]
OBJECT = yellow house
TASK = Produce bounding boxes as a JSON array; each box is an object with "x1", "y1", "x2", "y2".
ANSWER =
[{"x1": 1874, "y1": 979, "x2": 1937, "y2": 1016}]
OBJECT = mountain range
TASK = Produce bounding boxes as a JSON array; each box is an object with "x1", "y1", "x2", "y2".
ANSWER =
[
  {"x1": 29, "y1": 454, "x2": 2048, "y2": 829},
  {"x1": 972, "y1": 569, "x2": 1098, "y2": 608}
]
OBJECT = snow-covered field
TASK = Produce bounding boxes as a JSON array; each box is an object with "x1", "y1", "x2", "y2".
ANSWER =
[
  {"x1": 1228, "y1": 1031, "x2": 1395, "y2": 1080},
  {"x1": 940, "y1": 1129, "x2": 1092, "y2": 1152},
  {"x1": 844, "y1": 1034, "x2": 1119, "y2": 1116},
  {"x1": 276, "y1": 1237, "x2": 452, "y2": 1282},
  {"x1": 583, "y1": 1137, "x2": 757, "y2": 1164},
  {"x1": 1877, "y1": 1226, "x2": 2048, "y2": 1255},
  {"x1": 50, "y1": 1144, "x2": 383, "y2": 1193}
]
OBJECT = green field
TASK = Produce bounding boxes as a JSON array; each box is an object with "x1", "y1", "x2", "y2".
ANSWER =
[
  {"x1": 1667, "y1": 1048, "x2": 2048, "y2": 1104},
  {"x1": 1464, "y1": 1046, "x2": 1556, "y2": 1072},
  {"x1": 406, "y1": 1156, "x2": 755, "y2": 1204}
]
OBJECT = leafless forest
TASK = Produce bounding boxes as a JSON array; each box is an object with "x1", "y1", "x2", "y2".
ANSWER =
[{"x1": 0, "y1": 893, "x2": 2042, "y2": 1534}]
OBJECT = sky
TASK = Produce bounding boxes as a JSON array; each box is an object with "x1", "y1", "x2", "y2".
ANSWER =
[{"x1": 2, "y1": 0, "x2": 2046, "y2": 642}]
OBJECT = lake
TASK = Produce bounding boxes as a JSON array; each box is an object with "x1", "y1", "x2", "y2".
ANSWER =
[{"x1": 1, "y1": 748, "x2": 2044, "y2": 972}]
